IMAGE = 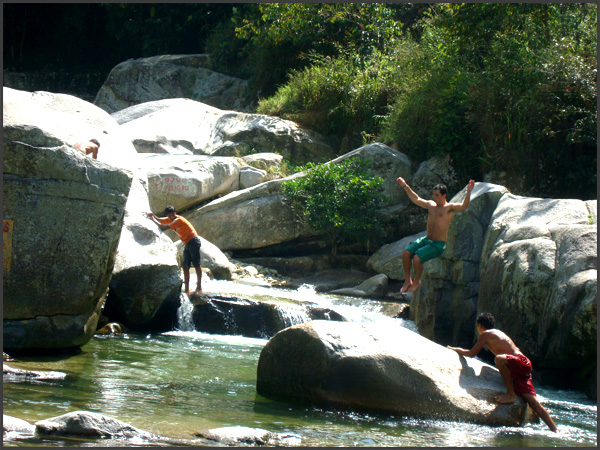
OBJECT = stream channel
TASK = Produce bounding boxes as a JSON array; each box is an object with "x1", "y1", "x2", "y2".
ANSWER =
[{"x1": 3, "y1": 278, "x2": 597, "y2": 447}]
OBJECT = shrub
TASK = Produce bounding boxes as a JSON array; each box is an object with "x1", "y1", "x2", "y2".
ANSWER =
[{"x1": 281, "y1": 157, "x2": 387, "y2": 263}]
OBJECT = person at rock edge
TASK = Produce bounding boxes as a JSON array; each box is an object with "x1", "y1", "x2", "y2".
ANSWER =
[
  {"x1": 74, "y1": 138, "x2": 100, "y2": 159},
  {"x1": 396, "y1": 177, "x2": 475, "y2": 293},
  {"x1": 144, "y1": 206, "x2": 202, "y2": 295},
  {"x1": 447, "y1": 312, "x2": 558, "y2": 432}
]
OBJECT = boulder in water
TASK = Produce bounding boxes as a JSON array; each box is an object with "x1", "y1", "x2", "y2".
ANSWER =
[
  {"x1": 35, "y1": 411, "x2": 155, "y2": 439},
  {"x1": 256, "y1": 321, "x2": 537, "y2": 427}
]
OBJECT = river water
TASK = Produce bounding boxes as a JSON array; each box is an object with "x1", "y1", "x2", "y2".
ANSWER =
[{"x1": 3, "y1": 279, "x2": 597, "y2": 447}]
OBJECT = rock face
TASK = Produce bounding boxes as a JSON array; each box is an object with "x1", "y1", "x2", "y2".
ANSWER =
[
  {"x1": 35, "y1": 411, "x2": 155, "y2": 439},
  {"x1": 94, "y1": 54, "x2": 253, "y2": 113},
  {"x1": 3, "y1": 94, "x2": 133, "y2": 351},
  {"x1": 410, "y1": 183, "x2": 509, "y2": 347},
  {"x1": 478, "y1": 194, "x2": 597, "y2": 396},
  {"x1": 256, "y1": 321, "x2": 534, "y2": 427}
]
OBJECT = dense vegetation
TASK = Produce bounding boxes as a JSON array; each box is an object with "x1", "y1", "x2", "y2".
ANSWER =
[
  {"x1": 282, "y1": 158, "x2": 387, "y2": 262},
  {"x1": 4, "y1": 3, "x2": 596, "y2": 199}
]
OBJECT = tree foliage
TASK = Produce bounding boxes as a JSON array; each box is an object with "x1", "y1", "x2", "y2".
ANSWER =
[{"x1": 281, "y1": 158, "x2": 387, "y2": 263}]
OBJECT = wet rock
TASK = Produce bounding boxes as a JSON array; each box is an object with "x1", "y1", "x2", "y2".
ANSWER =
[
  {"x1": 330, "y1": 274, "x2": 389, "y2": 298},
  {"x1": 35, "y1": 411, "x2": 155, "y2": 439},
  {"x1": 3, "y1": 415, "x2": 36, "y2": 435},
  {"x1": 195, "y1": 426, "x2": 301, "y2": 446},
  {"x1": 4, "y1": 364, "x2": 68, "y2": 382}
]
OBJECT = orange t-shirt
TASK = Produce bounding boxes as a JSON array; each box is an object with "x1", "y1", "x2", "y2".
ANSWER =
[{"x1": 159, "y1": 216, "x2": 198, "y2": 245}]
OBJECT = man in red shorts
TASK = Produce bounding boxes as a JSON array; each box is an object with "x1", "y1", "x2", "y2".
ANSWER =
[
  {"x1": 447, "y1": 312, "x2": 558, "y2": 432},
  {"x1": 144, "y1": 206, "x2": 203, "y2": 295}
]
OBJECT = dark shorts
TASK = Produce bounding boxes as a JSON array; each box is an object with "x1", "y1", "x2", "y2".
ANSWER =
[
  {"x1": 182, "y1": 236, "x2": 202, "y2": 269},
  {"x1": 506, "y1": 353, "x2": 536, "y2": 396},
  {"x1": 405, "y1": 236, "x2": 446, "y2": 263}
]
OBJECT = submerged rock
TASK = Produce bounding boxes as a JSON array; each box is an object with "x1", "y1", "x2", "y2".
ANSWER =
[
  {"x1": 256, "y1": 321, "x2": 537, "y2": 427},
  {"x1": 3, "y1": 415, "x2": 36, "y2": 435},
  {"x1": 35, "y1": 411, "x2": 155, "y2": 439},
  {"x1": 3, "y1": 364, "x2": 69, "y2": 382},
  {"x1": 195, "y1": 426, "x2": 301, "y2": 446}
]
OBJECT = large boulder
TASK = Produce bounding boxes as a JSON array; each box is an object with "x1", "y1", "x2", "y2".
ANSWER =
[
  {"x1": 112, "y1": 98, "x2": 222, "y2": 155},
  {"x1": 113, "y1": 97, "x2": 336, "y2": 166},
  {"x1": 256, "y1": 321, "x2": 535, "y2": 427},
  {"x1": 104, "y1": 171, "x2": 183, "y2": 332},
  {"x1": 142, "y1": 155, "x2": 242, "y2": 214},
  {"x1": 3, "y1": 104, "x2": 132, "y2": 351},
  {"x1": 478, "y1": 194, "x2": 597, "y2": 396},
  {"x1": 184, "y1": 143, "x2": 412, "y2": 253},
  {"x1": 409, "y1": 183, "x2": 509, "y2": 347},
  {"x1": 208, "y1": 112, "x2": 336, "y2": 165},
  {"x1": 94, "y1": 54, "x2": 252, "y2": 113},
  {"x1": 2, "y1": 87, "x2": 140, "y2": 170}
]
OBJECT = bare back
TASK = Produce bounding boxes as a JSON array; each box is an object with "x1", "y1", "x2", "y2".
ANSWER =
[{"x1": 478, "y1": 329, "x2": 522, "y2": 356}]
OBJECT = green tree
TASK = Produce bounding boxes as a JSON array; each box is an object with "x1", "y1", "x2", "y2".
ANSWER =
[{"x1": 281, "y1": 158, "x2": 387, "y2": 264}]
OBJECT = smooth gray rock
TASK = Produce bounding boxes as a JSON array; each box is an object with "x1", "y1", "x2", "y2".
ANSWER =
[
  {"x1": 366, "y1": 231, "x2": 427, "y2": 281},
  {"x1": 35, "y1": 411, "x2": 155, "y2": 439},
  {"x1": 257, "y1": 321, "x2": 536, "y2": 427},
  {"x1": 95, "y1": 54, "x2": 252, "y2": 113},
  {"x1": 240, "y1": 165, "x2": 268, "y2": 189},
  {"x1": 196, "y1": 426, "x2": 302, "y2": 446},
  {"x1": 3, "y1": 415, "x2": 36, "y2": 435},
  {"x1": 145, "y1": 155, "x2": 242, "y2": 213}
]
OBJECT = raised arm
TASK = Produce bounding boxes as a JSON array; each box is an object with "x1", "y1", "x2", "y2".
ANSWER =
[
  {"x1": 144, "y1": 212, "x2": 171, "y2": 231},
  {"x1": 396, "y1": 177, "x2": 432, "y2": 209},
  {"x1": 449, "y1": 180, "x2": 475, "y2": 213}
]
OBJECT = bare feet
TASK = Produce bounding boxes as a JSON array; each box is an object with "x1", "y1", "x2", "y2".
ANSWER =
[
  {"x1": 494, "y1": 393, "x2": 517, "y2": 404},
  {"x1": 400, "y1": 280, "x2": 412, "y2": 293},
  {"x1": 406, "y1": 280, "x2": 421, "y2": 293}
]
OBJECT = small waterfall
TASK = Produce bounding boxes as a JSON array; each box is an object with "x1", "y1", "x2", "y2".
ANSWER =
[
  {"x1": 176, "y1": 293, "x2": 195, "y2": 331},
  {"x1": 273, "y1": 304, "x2": 311, "y2": 328}
]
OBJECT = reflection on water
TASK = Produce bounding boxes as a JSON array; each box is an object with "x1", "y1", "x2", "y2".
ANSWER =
[{"x1": 3, "y1": 279, "x2": 597, "y2": 447}]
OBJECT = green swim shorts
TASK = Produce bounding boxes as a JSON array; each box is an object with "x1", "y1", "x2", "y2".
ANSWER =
[{"x1": 405, "y1": 236, "x2": 446, "y2": 263}]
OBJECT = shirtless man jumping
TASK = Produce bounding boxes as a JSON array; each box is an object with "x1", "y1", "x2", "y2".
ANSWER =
[
  {"x1": 396, "y1": 177, "x2": 475, "y2": 293},
  {"x1": 448, "y1": 312, "x2": 558, "y2": 432}
]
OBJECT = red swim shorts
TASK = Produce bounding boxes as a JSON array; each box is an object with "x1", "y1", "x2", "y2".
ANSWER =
[{"x1": 506, "y1": 353, "x2": 536, "y2": 396}]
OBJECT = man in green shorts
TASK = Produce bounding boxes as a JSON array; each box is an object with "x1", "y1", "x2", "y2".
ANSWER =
[{"x1": 396, "y1": 177, "x2": 475, "y2": 293}]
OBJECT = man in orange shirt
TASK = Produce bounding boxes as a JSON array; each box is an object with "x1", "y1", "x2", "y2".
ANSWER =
[{"x1": 144, "y1": 206, "x2": 202, "y2": 294}]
